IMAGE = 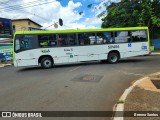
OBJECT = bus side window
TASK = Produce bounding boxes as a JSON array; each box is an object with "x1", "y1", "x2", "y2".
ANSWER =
[
  {"x1": 58, "y1": 34, "x2": 68, "y2": 46},
  {"x1": 97, "y1": 32, "x2": 114, "y2": 44},
  {"x1": 78, "y1": 33, "x2": 95, "y2": 45},
  {"x1": 78, "y1": 34, "x2": 85, "y2": 45},
  {"x1": 132, "y1": 30, "x2": 147, "y2": 42},
  {"x1": 39, "y1": 34, "x2": 57, "y2": 47},
  {"x1": 68, "y1": 34, "x2": 77, "y2": 46},
  {"x1": 114, "y1": 31, "x2": 131, "y2": 43}
]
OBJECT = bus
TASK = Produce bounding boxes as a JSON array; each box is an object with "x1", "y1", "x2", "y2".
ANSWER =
[{"x1": 13, "y1": 27, "x2": 150, "y2": 68}]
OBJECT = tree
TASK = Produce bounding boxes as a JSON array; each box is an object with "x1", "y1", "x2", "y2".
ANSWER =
[
  {"x1": 101, "y1": 0, "x2": 160, "y2": 35},
  {"x1": 79, "y1": 0, "x2": 160, "y2": 37}
]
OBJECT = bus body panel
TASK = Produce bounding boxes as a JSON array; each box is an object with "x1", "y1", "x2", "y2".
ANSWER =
[{"x1": 14, "y1": 42, "x2": 149, "y2": 67}]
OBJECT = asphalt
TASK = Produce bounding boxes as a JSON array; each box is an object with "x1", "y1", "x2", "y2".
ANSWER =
[{"x1": 0, "y1": 55, "x2": 160, "y2": 120}]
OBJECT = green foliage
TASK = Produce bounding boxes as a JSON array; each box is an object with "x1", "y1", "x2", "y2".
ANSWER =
[
  {"x1": 87, "y1": 4, "x2": 92, "y2": 8},
  {"x1": 79, "y1": 11, "x2": 83, "y2": 15},
  {"x1": 116, "y1": 99, "x2": 124, "y2": 104},
  {"x1": 97, "y1": 11, "x2": 106, "y2": 18},
  {"x1": 101, "y1": 0, "x2": 160, "y2": 33}
]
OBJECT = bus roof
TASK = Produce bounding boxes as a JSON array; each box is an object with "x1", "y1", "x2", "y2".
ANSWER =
[{"x1": 15, "y1": 27, "x2": 148, "y2": 35}]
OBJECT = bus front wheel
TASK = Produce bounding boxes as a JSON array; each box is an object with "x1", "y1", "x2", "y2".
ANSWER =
[
  {"x1": 41, "y1": 57, "x2": 53, "y2": 69},
  {"x1": 108, "y1": 53, "x2": 119, "y2": 64}
]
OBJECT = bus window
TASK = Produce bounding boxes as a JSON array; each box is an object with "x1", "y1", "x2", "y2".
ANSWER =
[
  {"x1": 97, "y1": 32, "x2": 114, "y2": 44},
  {"x1": 58, "y1": 34, "x2": 68, "y2": 46},
  {"x1": 78, "y1": 33, "x2": 95, "y2": 45},
  {"x1": 115, "y1": 31, "x2": 131, "y2": 43},
  {"x1": 132, "y1": 30, "x2": 147, "y2": 42},
  {"x1": 39, "y1": 34, "x2": 57, "y2": 47},
  {"x1": 68, "y1": 34, "x2": 77, "y2": 46}
]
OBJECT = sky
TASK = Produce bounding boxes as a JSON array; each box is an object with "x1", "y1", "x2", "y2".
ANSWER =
[{"x1": 0, "y1": 0, "x2": 119, "y2": 30}]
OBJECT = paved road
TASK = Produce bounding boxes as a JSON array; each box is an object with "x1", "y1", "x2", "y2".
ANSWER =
[{"x1": 0, "y1": 55, "x2": 160, "y2": 120}]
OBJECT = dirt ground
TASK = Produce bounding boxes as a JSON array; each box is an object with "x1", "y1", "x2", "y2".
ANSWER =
[{"x1": 124, "y1": 73, "x2": 160, "y2": 120}]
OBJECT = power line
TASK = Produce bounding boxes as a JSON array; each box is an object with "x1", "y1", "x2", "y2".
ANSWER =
[
  {"x1": 0, "y1": 2, "x2": 51, "y2": 21},
  {"x1": 0, "y1": 0, "x2": 43, "y2": 9},
  {"x1": 0, "y1": 0, "x2": 59, "y2": 11}
]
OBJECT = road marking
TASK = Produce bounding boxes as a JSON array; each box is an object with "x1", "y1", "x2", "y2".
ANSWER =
[
  {"x1": 116, "y1": 70, "x2": 144, "y2": 76},
  {"x1": 69, "y1": 67, "x2": 80, "y2": 72}
]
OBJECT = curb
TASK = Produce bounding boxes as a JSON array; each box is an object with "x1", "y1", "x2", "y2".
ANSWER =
[
  {"x1": 112, "y1": 77, "x2": 149, "y2": 120},
  {"x1": 0, "y1": 64, "x2": 12, "y2": 68},
  {"x1": 0, "y1": 64, "x2": 5, "y2": 68},
  {"x1": 151, "y1": 53, "x2": 160, "y2": 55}
]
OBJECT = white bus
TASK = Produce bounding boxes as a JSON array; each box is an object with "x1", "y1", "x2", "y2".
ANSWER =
[{"x1": 13, "y1": 27, "x2": 150, "y2": 68}]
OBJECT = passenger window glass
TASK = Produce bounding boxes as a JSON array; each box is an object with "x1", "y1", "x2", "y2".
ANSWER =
[
  {"x1": 78, "y1": 33, "x2": 96, "y2": 45},
  {"x1": 58, "y1": 34, "x2": 68, "y2": 46},
  {"x1": 68, "y1": 34, "x2": 77, "y2": 45},
  {"x1": 115, "y1": 31, "x2": 131, "y2": 43},
  {"x1": 97, "y1": 32, "x2": 114, "y2": 44},
  {"x1": 39, "y1": 34, "x2": 57, "y2": 47},
  {"x1": 132, "y1": 30, "x2": 147, "y2": 42}
]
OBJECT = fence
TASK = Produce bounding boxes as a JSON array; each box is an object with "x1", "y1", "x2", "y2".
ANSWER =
[{"x1": 152, "y1": 39, "x2": 160, "y2": 49}]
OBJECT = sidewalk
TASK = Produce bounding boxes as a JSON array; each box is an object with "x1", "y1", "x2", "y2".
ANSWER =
[
  {"x1": 151, "y1": 52, "x2": 160, "y2": 55},
  {"x1": 0, "y1": 62, "x2": 13, "y2": 68},
  {"x1": 113, "y1": 72, "x2": 160, "y2": 120},
  {"x1": 124, "y1": 73, "x2": 160, "y2": 120}
]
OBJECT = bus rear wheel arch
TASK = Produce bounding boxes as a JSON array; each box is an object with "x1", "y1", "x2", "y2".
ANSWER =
[
  {"x1": 107, "y1": 51, "x2": 120, "y2": 64},
  {"x1": 38, "y1": 55, "x2": 54, "y2": 69}
]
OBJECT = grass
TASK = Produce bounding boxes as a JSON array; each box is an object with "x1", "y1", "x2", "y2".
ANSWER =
[
  {"x1": 152, "y1": 48, "x2": 160, "y2": 52},
  {"x1": 116, "y1": 99, "x2": 124, "y2": 104}
]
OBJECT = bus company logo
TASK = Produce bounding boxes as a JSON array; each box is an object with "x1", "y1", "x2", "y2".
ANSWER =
[
  {"x1": 2, "y1": 112, "x2": 11, "y2": 117},
  {"x1": 108, "y1": 45, "x2": 119, "y2": 49},
  {"x1": 41, "y1": 49, "x2": 50, "y2": 53},
  {"x1": 128, "y1": 43, "x2": 132, "y2": 47}
]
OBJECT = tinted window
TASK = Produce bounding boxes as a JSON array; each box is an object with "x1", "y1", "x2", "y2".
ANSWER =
[
  {"x1": 68, "y1": 34, "x2": 77, "y2": 45},
  {"x1": 78, "y1": 33, "x2": 96, "y2": 45},
  {"x1": 115, "y1": 31, "x2": 131, "y2": 43},
  {"x1": 132, "y1": 30, "x2": 147, "y2": 42},
  {"x1": 97, "y1": 32, "x2": 114, "y2": 44},
  {"x1": 58, "y1": 34, "x2": 68, "y2": 46},
  {"x1": 39, "y1": 34, "x2": 57, "y2": 47}
]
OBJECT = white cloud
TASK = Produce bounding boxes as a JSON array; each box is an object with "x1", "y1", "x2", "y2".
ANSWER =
[{"x1": 0, "y1": 0, "x2": 102, "y2": 29}]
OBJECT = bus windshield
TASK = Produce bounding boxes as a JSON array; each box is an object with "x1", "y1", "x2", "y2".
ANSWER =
[{"x1": 14, "y1": 35, "x2": 37, "y2": 52}]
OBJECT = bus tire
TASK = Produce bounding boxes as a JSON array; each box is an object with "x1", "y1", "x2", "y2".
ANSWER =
[
  {"x1": 41, "y1": 57, "x2": 53, "y2": 69},
  {"x1": 108, "y1": 53, "x2": 119, "y2": 64}
]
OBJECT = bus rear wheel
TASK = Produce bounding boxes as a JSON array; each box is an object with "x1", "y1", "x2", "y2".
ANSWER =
[
  {"x1": 108, "y1": 53, "x2": 119, "y2": 64},
  {"x1": 41, "y1": 57, "x2": 53, "y2": 69}
]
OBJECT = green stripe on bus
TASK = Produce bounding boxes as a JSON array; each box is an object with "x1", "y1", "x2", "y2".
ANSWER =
[{"x1": 14, "y1": 27, "x2": 149, "y2": 35}]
